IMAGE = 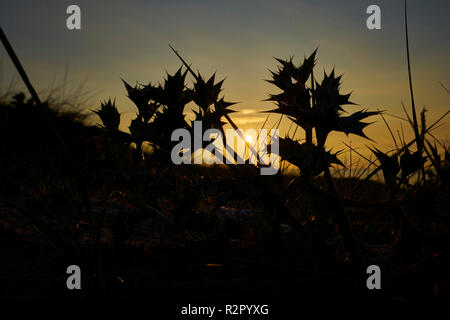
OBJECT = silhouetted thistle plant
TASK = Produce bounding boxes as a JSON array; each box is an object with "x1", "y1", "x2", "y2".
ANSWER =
[
  {"x1": 95, "y1": 65, "x2": 236, "y2": 165},
  {"x1": 192, "y1": 73, "x2": 236, "y2": 131},
  {"x1": 93, "y1": 98, "x2": 120, "y2": 131},
  {"x1": 266, "y1": 49, "x2": 381, "y2": 265},
  {"x1": 267, "y1": 49, "x2": 379, "y2": 179},
  {"x1": 370, "y1": 147, "x2": 400, "y2": 196}
]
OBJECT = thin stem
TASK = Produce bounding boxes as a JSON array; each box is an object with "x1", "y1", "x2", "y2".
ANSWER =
[
  {"x1": 404, "y1": 0, "x2": 421, "y2": 152},
  {"x1": 0, "y1": 26, "x2": 71, "y2": 160}
]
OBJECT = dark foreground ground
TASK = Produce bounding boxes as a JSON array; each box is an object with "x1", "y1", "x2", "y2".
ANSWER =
[
  {"x1": 1, "y1": 199, "x2": 449, "y2": 316},
  {"x1": 1, "y1": 94, "x2": 449, "y2": 316}
]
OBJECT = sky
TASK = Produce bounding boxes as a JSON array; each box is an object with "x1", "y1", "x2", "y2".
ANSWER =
[{"x1": 0, "y1": 0, "x2": 449, "y2": 164}]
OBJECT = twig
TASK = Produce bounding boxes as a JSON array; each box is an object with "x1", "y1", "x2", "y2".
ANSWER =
[
  {"x1": 0, "y1": 26, "x2": 71, "y2": 160},
  {"x1": 379, "y1": 109, "x2": 398, "y2": 149}
]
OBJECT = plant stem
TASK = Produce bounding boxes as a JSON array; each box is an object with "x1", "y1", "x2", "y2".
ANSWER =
[
  {"x1": 306, "y1": 70, "x2": 314, "y2": 146},
  {"x1": 404, "y1": 0, "x2": 421, "y2": 153},
  {"x1": 322, "y1": 153, "x2": 360, "y2": 266},
  {"x1": 0, "y1": 26, "x2": 71, "y2": 160}
]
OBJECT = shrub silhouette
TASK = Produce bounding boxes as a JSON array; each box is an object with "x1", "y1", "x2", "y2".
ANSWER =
[{"x1": 266, "y1": 51, "x2": 379, "y2": 178}]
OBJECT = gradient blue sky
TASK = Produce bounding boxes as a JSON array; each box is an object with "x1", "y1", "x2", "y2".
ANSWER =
[{"x1": 0, "y1": 0, "x2": 448, "y2": 156}]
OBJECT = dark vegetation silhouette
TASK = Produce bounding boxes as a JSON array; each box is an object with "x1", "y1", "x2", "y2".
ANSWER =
[
  {"x1": 1, "y1": 48, "x2": 449, "y2": 307},
  {"x1": 0, "y1": 3, "x2": 449, "y2": 308}
]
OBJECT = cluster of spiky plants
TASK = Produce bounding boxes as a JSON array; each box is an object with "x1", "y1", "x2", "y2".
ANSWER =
[
  {"x1": 368, "y1": 106, "x2": 448, "y2": 197},
  {"x1": 90, "y1": 49, "x2": 448, "y2": 270},
  {"x1": 94, "y1": 67, "x2": 236, "y2": 163},
  {"x1": 267, "y1": 49, "x2": 379, "y2": 179}
]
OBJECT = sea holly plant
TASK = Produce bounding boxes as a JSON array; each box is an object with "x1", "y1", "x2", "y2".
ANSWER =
[
  {"x1": 95, "y1": 66, "x2": 237, "y2": 165},
  {"x1": 94, "y1": 98, "x2": 121, "y2": 131},
  {"x1": 189, "y1": 73, "x2": 237, "y2": 147},
  {"x1": 267, "y1": 49, "x2": 380, "y2": 179},
  {"x1": 278, "y1": 137, "x2": 344, "y2": 178},
  {"x1": 370, "y1": 147, "x2": 400, "y2": 195},
  {"x1": 266, "y1": 49, "x2": 380, "y2": 265}
]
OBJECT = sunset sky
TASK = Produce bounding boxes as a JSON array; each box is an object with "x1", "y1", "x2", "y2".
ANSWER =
[{"x1": 0, "y1": 0, "x2": 448, "y2": 163}]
